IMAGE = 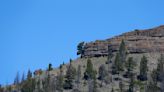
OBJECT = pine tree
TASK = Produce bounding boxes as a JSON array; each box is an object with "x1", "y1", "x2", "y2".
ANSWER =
[
  {"x1": 21, "y1": 72, "x2": 25, "y2": 83},
  {"x1": 48, "y1": 63, "x2": 53, "y2": 71},
  {"x1": 138, "y1": 55, "x2": 148, "y2": 81},
  {"x1": 77, "y1": 42, "x2": 85, "y2": 57},
  {"x1": 14, "y1": 72, "x2": 20, "y2": 85},
  {"x1": 27, "y1": 69, "x2": 32, "y2": 80},
  {"x1": 128, "y1": 74, "x2": 134, "y2": 92},
  {"x1": 107, "y1": 45, "x2": 113, "y2": 64},
  {"x1": 88, "y1": 70, "x2": 97, "y2": 92},
  {"x1": 84, "y1": 59, "x2": 95, "y2": 80},
  {"x1": 14, "y1": 72, "x2": 21, "y2": 92},
  {"x1": 112, "y1": 53, "x2": 122, "y2": 75},
  {"x1": 56, "y1": 74, "x2": 64, "y2": 92},
  {"x1": 112, "y1": 40, "x2": 127, "y2": 75},
  {"x1": 119, "y1": 40, "x2": 127, "y2": 63},
  {"x1": 98, "y1": 64, "x2": 108, "y2": 87},
  {"x1": 151, "y1": 69, "x2": 158, "y2": 85},
  {"x1": 157, "y1": 54, "x2": 164, "y2": 81},
  {"x1": 74, "y1": 65, "x2": 82, "y2": 92},
  {"x1": 56, "y1": 64, "x2": 64, "y2": 92},
  {"x1": 76, "y1": 65, "x2": 81, "y2": 88},
  {"x1": 21, "y1": 70, "x2": 35, "y2": 92},
  {"x1": 125, "y1": 57, "x2": 136, "y2": 78},
  {"x1": 64, "y1": 60, "x2": 76, "y2": 89},
  {"x1": 93, "y1": 71, "x2": 98, "y2": 92},
  {"x1": 107, "y1": 45, "x2": 113, "y2": 74}
]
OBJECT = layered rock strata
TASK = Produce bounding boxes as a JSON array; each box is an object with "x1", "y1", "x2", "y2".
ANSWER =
[{"x1": 83, "y1": 25, "x2": 164, "y2": 57}]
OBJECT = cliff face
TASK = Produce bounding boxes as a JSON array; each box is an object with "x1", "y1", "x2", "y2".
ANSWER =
[{"x1": 83, "y1": 25, "x2": 164, "y2": 57}]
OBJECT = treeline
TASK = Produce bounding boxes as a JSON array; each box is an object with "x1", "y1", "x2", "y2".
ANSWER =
[
  {"x1": 109, "y1": 40, "x2": 164, "y2": 92},
  {"x1": 1, "y1": 40, "x2": 164, "y2": 92}
]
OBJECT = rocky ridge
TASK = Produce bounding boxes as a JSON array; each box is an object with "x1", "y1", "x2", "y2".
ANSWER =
[{"x1": 83, "y1": 25, "x2": 164, "y2": 57}]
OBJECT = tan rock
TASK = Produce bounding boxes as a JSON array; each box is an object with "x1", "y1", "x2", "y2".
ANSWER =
[{"x1": 83, "y1": 25, "x2": 164, "y2": 57}]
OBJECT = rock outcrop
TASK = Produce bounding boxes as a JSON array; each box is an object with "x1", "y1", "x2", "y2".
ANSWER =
[{"x1": 83, "y1": 25, "x2": 164, "y2": 57}]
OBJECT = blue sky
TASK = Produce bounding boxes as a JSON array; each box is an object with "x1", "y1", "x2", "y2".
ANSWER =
[{"x1": 0, "y1": 0, "x2": 164, "y2": 85}]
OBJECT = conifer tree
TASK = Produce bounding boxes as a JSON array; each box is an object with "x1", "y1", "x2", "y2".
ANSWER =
[
  {"x1": 84, "y1": 59, "x2": 95, "y2": 80},
  {"x1": 107, "y1": 45, "x2": 113, "y2": 74},
  {"x1": 112, "y1": 40, "x2": 127, "y2": 75},
  {"x1": 98, "y1": 64, "x2": 108, "y2": 87},
  {"x1": 112, "y1": 53, "x2": 122, "y2": 74},
  {"x1": 48, "y1": 63, "x2": 53, "y2": 71},
  {"x1": 157, "y1": 54, "x2": 164, "y2": 81},
  {"x1": 27, "y1": 69, "x2": 32, "y2": 80},
  {"x1": 77, "y1": 42, "x2": 85, "y2": 57},
  {"x1": 64, "y1": 60, "x2": 76, "y2": 89},
  {"x1": 128, "y1": 74, "x2": 134, "y2": 92},
  {"x1": 56, "y1": 65, "x2": 64, "y2": 92},
  {"x1": 107, "y1": 45, "x2": 113, "y2": 64},
  {"x1": 138, "y1": 55, "x2": 148, "y2": 81},
  {"x1": 119, "y1": 40, "x2": 127, "y2": 63},
  {"x1": 14, "y1": 72, "x2": 21, "y2": 92},
  {"x1": 21, "y1": 72, "x2": 25, "y2": 83},
  {"x1": 76, "y1": 65, "x2": 81, "y2": 88},
  {"x1": 125, "y1": 57, "x2": 136, "y2": 78},
  {"x1": 151, "y1": 69, "x2": 158, "y2": 85},
  {"x1": 93, "y1": 71, "x2": 98, "y2": 92},
  {"x1": 21, "y1": 70, "x2": 35, "y2": 92},
  {"x1": 88, "y1": 70, "x2": 97, "y2": 92},
  {"x1": 73, "y1": 65, "x2": 82, "y2": 92},
  {"x1": 14, "y1": 72, "x2": 20, "y2": 85}
]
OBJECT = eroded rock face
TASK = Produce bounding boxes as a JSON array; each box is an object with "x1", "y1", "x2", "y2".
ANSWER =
[{"x1": 83, "y1": 25, "x2": 164, "y2": 57}]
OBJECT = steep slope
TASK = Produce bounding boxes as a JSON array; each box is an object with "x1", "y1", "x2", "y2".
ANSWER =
[
  {"x1": 41, "y1": 25, "x2": 164, "y2": 92},
  {"x1": 42, "y1": 53, "x2": 160, "y2": 92}
]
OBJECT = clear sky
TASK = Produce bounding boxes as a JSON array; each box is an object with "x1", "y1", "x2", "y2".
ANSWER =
[{"x1": 0, "y1": 0, "x2": 164, "y2": 85}]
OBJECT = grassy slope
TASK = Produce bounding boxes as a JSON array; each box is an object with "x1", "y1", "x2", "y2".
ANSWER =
[{"x1": 38, "y1": 53, "x2": 161, "y2": 92}]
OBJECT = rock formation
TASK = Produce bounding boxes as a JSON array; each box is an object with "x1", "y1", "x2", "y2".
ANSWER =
[{"x1": 83, "y1": 25, "x2": 164, "y2": 57}]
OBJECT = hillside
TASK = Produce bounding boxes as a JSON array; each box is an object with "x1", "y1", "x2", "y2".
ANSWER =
[{"x1": 1, "y1": 25, "x2": 164, "y2": 92}]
